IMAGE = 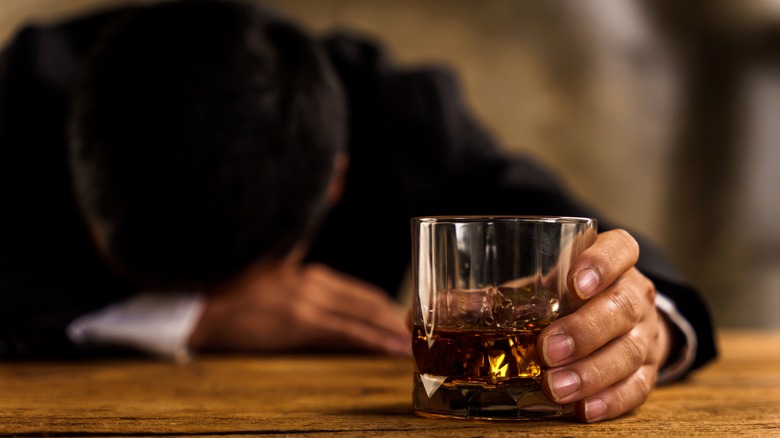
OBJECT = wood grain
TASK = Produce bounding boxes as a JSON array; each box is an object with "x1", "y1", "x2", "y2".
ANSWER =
[{"x1": 1, "y1": 330, "x2": 778, "y2": 437}]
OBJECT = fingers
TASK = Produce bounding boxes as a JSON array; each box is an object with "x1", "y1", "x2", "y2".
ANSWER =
[
  {"x1": 541, "y1": 318, "x2": 660, "y2": 423},
  {"x1": 195, "y1": 262, "x2": 411, "y2": 356},
  {"x1": 568, "y1": 229, "x2": 639, "y2": 299},
  {"x1": 302, "y1": 264, "x2": 410, "y2": 338},
  {"x1": 534, "y1": 227, "x2": 662, "y2": 423},
  {"x1": 296, "y1": 299, "x2": 410, "y2": 355},
  {"x1": 542, "y1": 325, "x2": 653, "y2": 403},
  {"x1": 576, "y1": 364, "x2": 658, "y2": 422},
  {"x1": 529, "y1": 229, "x2": 666, "y2": 423},
  {"x1": 541, "y1": 269, "x2": 655, "y2": 367}
]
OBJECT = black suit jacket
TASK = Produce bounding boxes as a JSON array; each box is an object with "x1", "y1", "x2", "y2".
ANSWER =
[{"x1": 0, "y1": 8, "x2": 716, "y2": 374}]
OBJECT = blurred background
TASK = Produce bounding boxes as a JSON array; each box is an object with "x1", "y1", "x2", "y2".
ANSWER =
[{"x1": 2, "y1": 0, "x2": 778, "y2": 328}]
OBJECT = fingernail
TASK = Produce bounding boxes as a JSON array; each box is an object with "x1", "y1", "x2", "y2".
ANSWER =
[
  {"x1": 574, "y1": 268, "x2": 600, "y2": 299},
  {"x1": 585, "y1": 397, "x2": 607, "y2": 422},
  {"x1": 548, "y1": 370, "x2": 579, "y2": 401},
  {"x1": 543, "y1": 334, "x2": 573, "y2": 365}
]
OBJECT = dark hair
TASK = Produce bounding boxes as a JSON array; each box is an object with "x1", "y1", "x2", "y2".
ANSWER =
[{"x1": 69, "y1": 0, "x2": 346, "y2": 287}]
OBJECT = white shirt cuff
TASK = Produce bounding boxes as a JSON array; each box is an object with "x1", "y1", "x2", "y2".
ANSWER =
[
  {"x1": 655, "y1": 291, "x2": 698, "y2": 385},
  {"x1": 66, "y1": 291, "x2": 206, "y2": 362}
]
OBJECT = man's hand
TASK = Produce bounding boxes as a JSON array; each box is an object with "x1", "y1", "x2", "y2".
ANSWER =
[
  {"x1": 538, "y1": 229, "x2": 672, "y2": 422},
  {"x1": 189, "y1": 263, "x2": 410, "y2": 355}
]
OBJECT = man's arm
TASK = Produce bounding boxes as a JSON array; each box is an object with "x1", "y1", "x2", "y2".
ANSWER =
[
  {"x1": 322, "y1": 34, "x2": 716, "y2": 423},
  {"x1": 320, "y1": 33, "x2": 716, "y2": 376}
]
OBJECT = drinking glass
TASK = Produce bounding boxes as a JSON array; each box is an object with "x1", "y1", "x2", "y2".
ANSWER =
[{"x1": 411, "y1": 216, "x2": 597, "y2": 419}]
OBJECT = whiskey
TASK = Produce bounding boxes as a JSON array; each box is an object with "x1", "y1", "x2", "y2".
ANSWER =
[
  {"x1": 412, "y1": 323, "x2": 571, "y2": 418},
  {"x1": 413, "y1": 324, "x2": 546, "y2": 387}
]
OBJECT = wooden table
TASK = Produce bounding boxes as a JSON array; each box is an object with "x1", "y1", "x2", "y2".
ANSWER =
[{"x1": 1, "y1": 330, "x2": 778, "y2": 437}]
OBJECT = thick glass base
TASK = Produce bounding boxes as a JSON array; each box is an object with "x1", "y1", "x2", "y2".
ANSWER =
[{"x1": 413, "y1": 373, "x2": 573, "y2": 420}]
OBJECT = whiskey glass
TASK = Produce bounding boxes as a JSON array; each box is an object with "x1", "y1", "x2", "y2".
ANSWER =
[{"x1": 411, "y1": 216, "x2": 596, "y2": 419}]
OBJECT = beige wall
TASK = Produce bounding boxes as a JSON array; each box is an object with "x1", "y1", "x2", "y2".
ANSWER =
[{"x1": 3, "y1": 0, "x2": 778, "y2": 328}]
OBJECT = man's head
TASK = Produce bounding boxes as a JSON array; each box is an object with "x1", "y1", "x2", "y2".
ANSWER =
[{"x1": 69, "y1": 0, "x2": 347, "y2": 288}]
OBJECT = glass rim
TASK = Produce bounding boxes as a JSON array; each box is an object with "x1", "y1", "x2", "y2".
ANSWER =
[{"x1": 411, "y1": 215, "x2": 596, "y2": 225}]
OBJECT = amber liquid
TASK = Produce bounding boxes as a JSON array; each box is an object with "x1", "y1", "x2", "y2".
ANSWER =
[
  {"x1": 413, "y1": 324, "x2": 545, "y2": 387},
  {"x1": 412, "y1": 323, "x2": 571, "y2": 418},
  {"x1": 412, "y1": 283, "x2": 572, "y2": 418}
]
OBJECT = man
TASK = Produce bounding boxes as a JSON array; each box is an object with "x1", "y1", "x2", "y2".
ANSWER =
[{"x1": 0, "y1": 0, "x2": 715, "y2": 422}]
